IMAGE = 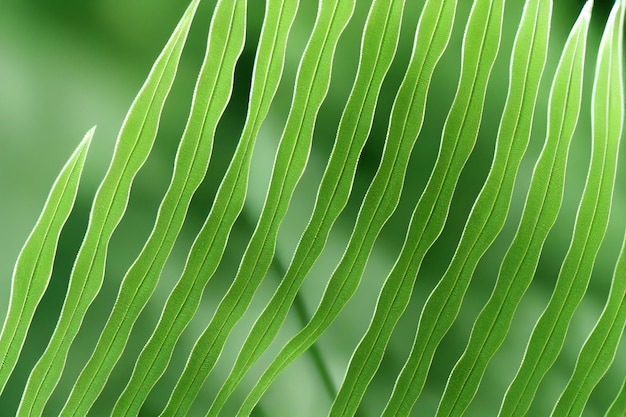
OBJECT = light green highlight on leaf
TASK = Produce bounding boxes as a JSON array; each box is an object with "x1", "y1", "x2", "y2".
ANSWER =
[
  {"x1": 329, "y1": 0, "x2": 508, "y2": 414},
  {"x1": 0, "y1": 128, "x2": 93, "y2": 395},
  {"x1": 606, "y1": 375, "x2": 626, "y2": 417},
  {"x1": 205, "y1": 0, "x2": 406, "y2": 415},
  {"x1": 435, "y1": 2, "x2": 593, "y2": 416},
  {"x1": 553, "y1": 231, "x2": 626, "y2": 416},
  {"x1": 159, "y1": 0, "x2": 355, "y2": 415},
  {"x1": 58, "y1": 0, "x2": 247, "y2": 415},
  {"x1": 236, "y1": 0, "x2": 459, "y2": 414},
  {"x1": 500, "y1": 0, "x2": 623, "y2": 414},
  {"x1": 14, "y1": 1, "x2": 199, "y2": 415}
]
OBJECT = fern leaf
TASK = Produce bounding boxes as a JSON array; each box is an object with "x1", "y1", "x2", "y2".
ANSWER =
[
  {"x1": 236, "y1": 0, "x2": 459, "y2": 414},
  {"x1": 14, "y1": 1, "x2": 199, "y2": 415},
  {"x1": 368, "y1": 0, "x2": 551, "y2": 415},
  {"x1": 329, "y1": 0, "x2": 507, "y2": 414},
  {"x1": 206, "y1": 0, "x2": 406, "y2": 415},
  {"x1": 435, "y1": 2, "x2": 593, "y2": 416},
  {"x1": 57, "y1": 0, "x2": 247, "y2": 415},
  {"x1": 103, "y1": 0, "x2": 300, "y2": 415},
  {"x1": 3, "y1": 0, "x2": 625, "y2": 415},
  {"x1": 500, "y1": 0, "x2": 624, "y2": 413},
  {"x1": 107, "y1": 0, "x2": 298, "y2": 414},
  {"x1": 159, "y1": 1, "x2": 356, "y2": 415},
  {"x1": 0, "y1": 128, "x2": 92, "y2": 394}
]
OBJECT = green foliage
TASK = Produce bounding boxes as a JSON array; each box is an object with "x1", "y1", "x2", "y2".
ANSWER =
[
  {"x1": 0, "y1": 129, "x2": 93, "y2": 394},
  {"x1": 436, "y1": 2, "x2": 594, "y2": 415},
  {"x1": 0, "y1": 0, "x2": 624, "y2": 416}
]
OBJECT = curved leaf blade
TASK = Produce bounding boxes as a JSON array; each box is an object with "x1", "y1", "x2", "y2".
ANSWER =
[
  {"x1": 158, "y1": 0, "x2": 356, "y2": 415},
  {"x1": 606, "y1": 376, "x2": 626, "y2": 417},
  {"x1": 236, "y1": 0, "x2": 459, "y2": 414},
  {"x1": 206, "y1": 0, "x2": 407, "y2": 415},
  {"x1": 14, "y1": 1, "x2": 200, "y2": 415},
  {"x1": 107, "y1": 0, "x2": 298, "y2": 414},
  {"x1": 330, "y1": 0, "x2": 507, "y2": 414},
  {"x1": 500, "y1": 0, "x2": 624, "y2": 414},
  {"x1": 59, "y1": 0, "x2": 247, "y2": 415},
  {"x1": 435, "y1": 3, "x2": 593, "y2": 416},
  {"x1": 554, "y1": 231, "x2": 625, "y2": 416},
  {"x1": 0, "y1": 128, "x2": 93, "y2": 394},
  {"x1": 370, "y1": 0, "x2": 551, "y2": 415}
]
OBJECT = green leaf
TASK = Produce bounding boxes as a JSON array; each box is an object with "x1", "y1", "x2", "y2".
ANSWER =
[
  {"x1": 158, "y1": 0, "x2": 356, "y2": 415},
  {"x1": 360, "y1": 0, "x2": 551, "y2": 415},
  {"x1": 0, "y1": 128, "x2": 93, "y2": 394},
  {"x1": 553, "y1": 231, "x2": 626, "y2": 416},
  {"x1": 435, "y1": 2, "x2": 593, "y2": 416},
  {"x1": 236, "y1": 0, "x2": 459, "y2": 414},
  {"x1": 3, "y1": 0, "x2": 625, "y2": 415},
  {"x1": 107, "y1": 1, "x2": 297, "y2": 412},
  {"x1": 205, "y1": 0, "x2": 407, "y2": 415},
  {"x1": 58, "y1": 0, "x2": 247, "y2": 415},
  {"x1": 14, "y1": 1, "x2": 199, "y2": 415},
  {"x1": 500, "y1": 0, "x2": 624, "y2": 414},
  {"x1": 329, "y1": 0, "x2": 508, "y2": 414},
  {"x1": 107, "y1": 0, "x2": 297, "y2": 414},
  {"x1": 606, "y1": 375, "x2": 626, "y2": 417}
]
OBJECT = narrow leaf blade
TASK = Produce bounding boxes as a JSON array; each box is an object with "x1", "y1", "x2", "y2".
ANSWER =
[
  {"x1": 15, "y1": 1, "x2": 199, "y2": 414},
  {"x1": 159, "y1": 0, "x2": 357, "y2": 415},
  {"x1": 0, "y1": 128, "x2": 93, "y2": 394},
  {"x1": 60, "y1": 0, "x2": 247, "y2": 415},
  {"x1": 207, "y1": 0, "x2": 407, "y2": 414},
  {"x1": 606, "y1": 375, "x2": 626, "y2": 417},
  {"x1": 374, "y1": 0, "x2": 551, "y2": 415},
  {"x1": 435, "y1": 3, "x2": 593, "y2": 416},
  {"x1": 500, "y1": 0, "x2": 624, "y2": 413},
  {"x1": 237, "y1": 0, "x2": 459, "y2": 414},
  {"x1": 108, "y1": 0, "x2": 300, "y2": 414},
  {"x1": 331, "y1": 0, "x2": 507, "y2": 414}
]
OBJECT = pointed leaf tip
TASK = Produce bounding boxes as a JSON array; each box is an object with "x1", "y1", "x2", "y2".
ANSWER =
[{"x1": 582, "y1": 0, "x2": 593, "y2": 18}]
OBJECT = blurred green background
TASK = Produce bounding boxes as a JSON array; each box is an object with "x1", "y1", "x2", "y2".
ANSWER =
[{"x1": 0, "y1": 0, "x2": 624, "y2": 416}]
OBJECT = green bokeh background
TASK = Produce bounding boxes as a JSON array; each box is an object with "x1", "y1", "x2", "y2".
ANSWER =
[{"x1": 0, "y1": 0, "x2": 624, "y2": 416}]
